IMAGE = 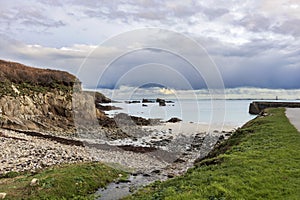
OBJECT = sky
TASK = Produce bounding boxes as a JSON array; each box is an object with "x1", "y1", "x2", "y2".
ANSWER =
[{"x1": 0, "y1": 0, "x2": 300, "y2": 95}]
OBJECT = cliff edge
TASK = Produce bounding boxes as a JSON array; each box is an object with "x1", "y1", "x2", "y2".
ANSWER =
[{"x1": 0, "y1": 59, "x2": 108, "y2": 134}]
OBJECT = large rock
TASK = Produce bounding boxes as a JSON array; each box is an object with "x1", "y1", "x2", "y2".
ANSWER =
[
  {"x1": 167, "y1": 117, "x2": 182, "y2": 123},
  {"x1": 0, "y1": 59, "x2": 111, "y2": 134}
]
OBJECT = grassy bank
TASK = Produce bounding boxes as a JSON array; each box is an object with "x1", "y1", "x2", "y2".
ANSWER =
[
  {"x1": 125, "y1": 108, "x2": 300, "y2": 199},
  {"x1": 0, "y1": 162, "x2": 127, "y2": 199}
]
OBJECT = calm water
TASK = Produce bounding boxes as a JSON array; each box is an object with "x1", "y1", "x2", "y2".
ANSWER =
[
  {"x1": 105, "y1": 99, "x2": 258, "y2": 128},
  {"x1": 104, "y1": 99, "x2": 300, "y2": 127}
]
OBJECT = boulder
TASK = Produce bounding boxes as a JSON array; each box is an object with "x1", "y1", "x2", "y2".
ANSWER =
[
  {"x1": 159, "y1": 101, "x2": 166, "y2": 106},
  {"x1": 156, "y1": 98, "x2": 166, "y2": 106},
  {"x1": 166, "y1": 117, "x2": 182, "y2": 123},
  {"x1": 142, "y1": 99, "x2": 155, "y2": 103}
]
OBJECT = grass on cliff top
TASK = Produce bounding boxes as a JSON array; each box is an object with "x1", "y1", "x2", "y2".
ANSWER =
[
  {"x1": 0, "y1": 81, "x2": 73, "y2": 98},
  {"x1": 0, "y1": 162, "x2": 127, "y2": 200},
  {"x1": 125, "y1": 108, "x2": 300, "y2": 200}
]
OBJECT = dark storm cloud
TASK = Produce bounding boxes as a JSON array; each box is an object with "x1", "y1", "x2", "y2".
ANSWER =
[
  {"x1": 1, "y1": 29, "x2": 300, "y2": 90},
  {"x1": 215, "y1": 39, "x2": 291, "y2": 58},
  {"x1": 214, "y1": 47, "x2": 300, "y2": 89},
  {"x1": 96, "y1": 49, "x2": 206, "y2": 90},
  {"x1": 0, "y1": 0, "x2": 300, "y2": 90}
]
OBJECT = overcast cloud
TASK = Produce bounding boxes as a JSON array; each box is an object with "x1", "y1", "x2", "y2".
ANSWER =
[{"x1": 0, "y1": 0, "x2": 300, "y2": 93}]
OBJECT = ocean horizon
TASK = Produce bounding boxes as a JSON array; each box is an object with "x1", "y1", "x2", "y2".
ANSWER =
[{"x1": 103, "y1": 99, "x2": 300, "y2": 128}]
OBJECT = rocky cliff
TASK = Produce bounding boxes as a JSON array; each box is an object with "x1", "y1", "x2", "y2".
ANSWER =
[{"x1": 0, "y1": 59, "x2": 109, "y2": 134}]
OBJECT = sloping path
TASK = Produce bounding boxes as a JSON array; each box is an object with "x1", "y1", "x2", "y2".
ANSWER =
[{"x1": 285, "y1": 108, "x2": 300, "y2": 132}]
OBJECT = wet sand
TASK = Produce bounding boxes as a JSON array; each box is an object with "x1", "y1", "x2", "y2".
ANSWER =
[{"x1": 143, "y1": 122, "x2": 236, "y2": 136}]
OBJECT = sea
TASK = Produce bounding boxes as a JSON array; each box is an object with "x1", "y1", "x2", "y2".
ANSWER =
[
  {"x1": 103, "y1": 99, "x2": 253, "y2": 128},
  {"x1": 103, "y1": 99, "x2": 300, "y2": 128}
]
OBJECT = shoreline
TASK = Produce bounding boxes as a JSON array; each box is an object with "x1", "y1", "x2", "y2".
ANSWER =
[
  {"x1": 1, "y1": 120, "x2": 236, "y2": 200},
  {"x1": 0, "y1": 120, "x2": 236, "y2": 175},
  {"x1": 126, "y1": 108, "x2": 300, "y2": 199}
]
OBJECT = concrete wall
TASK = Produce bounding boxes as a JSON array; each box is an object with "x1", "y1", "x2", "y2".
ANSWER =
[{"x1": 249, "y1": 101, "x2": 300, "y2": 115}]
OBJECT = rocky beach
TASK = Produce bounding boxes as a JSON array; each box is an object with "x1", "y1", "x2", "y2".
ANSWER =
[
  {"x1": 0, "y1": 59, "x2": 236, "y2": 199},
  {"x1": 0, "y1": 122, "x2": 234, "y2": 176},
  {"x1": 0, "y1": 127, "x2": 168, "y2": 176},
  {"x1": 0, "y1": 119, "x2": 234, "y2": 200}
]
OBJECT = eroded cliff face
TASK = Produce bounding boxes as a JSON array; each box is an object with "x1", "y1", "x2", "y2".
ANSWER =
[
  {"x1": 0, "y1": 87, "x2": 74, "y2": 133},
  {"x1": 0, "y1": 59, "x2": 108, "y2": 134}
]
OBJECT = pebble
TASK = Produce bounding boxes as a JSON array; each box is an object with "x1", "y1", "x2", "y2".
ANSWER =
[
  {"x1": 0, "y1": 193, "x2": 6, "y2": 199},
  {"x1": 0, "y1": 127, "x2": 232, "y2": 184},
  {"x1": 30, "y1": 178, "x2": 39, "y2": 186},
  {"x1": 0, "y1": 129, "x2": 168, "y2": 176}
]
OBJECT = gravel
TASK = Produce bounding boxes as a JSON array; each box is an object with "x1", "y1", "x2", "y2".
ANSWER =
[
  {"x1": 0, "y1": 122, "x2": 234, "y2": 177},
  {"x1": 0, "y1": 129, "x2": 168, "y2": 175}
]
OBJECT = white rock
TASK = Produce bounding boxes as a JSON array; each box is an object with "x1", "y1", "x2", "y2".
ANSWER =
[
  {"x1": 0, "y1": 193, "x2": 7, "y2": 199},
  {"x1": 30, "y1": 178, "x2": 39, "y2": 186}
]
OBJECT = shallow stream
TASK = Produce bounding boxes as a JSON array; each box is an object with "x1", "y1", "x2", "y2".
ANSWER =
[{"x1": 97, "y1": 173, "x2": 167, "y2": 200}]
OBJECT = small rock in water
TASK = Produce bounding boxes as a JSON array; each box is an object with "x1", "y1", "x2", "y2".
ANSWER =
[{"x1": 166, "y1": 117, "x2": 182, "y2": 123}]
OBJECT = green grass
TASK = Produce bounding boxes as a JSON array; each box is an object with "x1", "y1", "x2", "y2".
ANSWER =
[
  {"x1": 0, "y1": 81, "x2": 14, "y2": 97},
  {"x1": 0, "y1": 162, "x2": 127, "y2": 200},
  {"x1": 125, "y1": 108, "x2": 300, "y2": 200},
  {"x1": 0, "y1": 81, "x2": 72, "y2": 97}
]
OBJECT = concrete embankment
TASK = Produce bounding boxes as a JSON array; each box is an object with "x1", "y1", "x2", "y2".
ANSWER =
[
  {"x1": 249, "y1": 101, "x2": 300, "y2": 114},
  {"x1": 285, "y1": 108, "x2": 300, "y2": 132}
]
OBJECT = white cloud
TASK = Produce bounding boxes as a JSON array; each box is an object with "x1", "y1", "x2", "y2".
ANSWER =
[
  {"x1": 159, "y1": 88, "x2": 175, "y2": 95},
  {"x1": 99, "y1": 86, "x2": 300, "y2": 100}
]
